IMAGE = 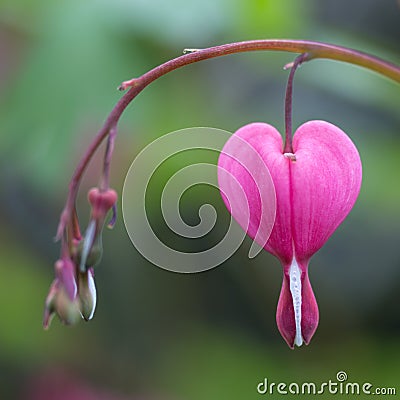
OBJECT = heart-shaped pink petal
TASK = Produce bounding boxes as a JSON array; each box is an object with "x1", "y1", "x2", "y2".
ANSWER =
[{"x1": 218, "y1": 120, "x2": 362, "y2": 348}]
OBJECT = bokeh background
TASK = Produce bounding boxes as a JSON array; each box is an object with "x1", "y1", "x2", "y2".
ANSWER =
[{"x1": 0, "y1": 0, "x2": 399, "y2": 399}]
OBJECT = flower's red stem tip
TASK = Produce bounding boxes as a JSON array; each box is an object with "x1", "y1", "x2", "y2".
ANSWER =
[
  {"x1": 118, "y1": 78, "x2": 139, "y2": 91},
  {"x1": 117, "y1": 82, "x2": 129, "y2": 91},
  {"x1": 283, "y1": 61, "x2": 294, "y2": 70},
  {"x1": 182, "y1": 48, "x2": 202, "y2": 54}
]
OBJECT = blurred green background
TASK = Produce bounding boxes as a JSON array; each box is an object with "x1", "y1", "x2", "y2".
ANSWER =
[{"x1": 0, "y1": 0, "x2": 399, "y2": 399}]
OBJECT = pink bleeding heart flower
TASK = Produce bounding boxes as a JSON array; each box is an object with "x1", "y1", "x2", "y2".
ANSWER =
[{"x1": 218, "y1": 120, "x2": 362, "y2": 348}]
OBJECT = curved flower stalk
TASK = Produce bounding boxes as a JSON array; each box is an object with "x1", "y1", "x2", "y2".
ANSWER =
[
  {"x1": 218, "y1": 121, "x2": 362, "y2": 347},
  {"x1": 44, "y1": 40, "x2": 399, "y2": 330}
]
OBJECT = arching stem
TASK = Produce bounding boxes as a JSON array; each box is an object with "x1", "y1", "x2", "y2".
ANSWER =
[
  {"x1": 284, "y1": 53, "x2": 310, "y2": 154},
  {"x1": 55, "y1": 39, "x2": 400, "y2": 239}
]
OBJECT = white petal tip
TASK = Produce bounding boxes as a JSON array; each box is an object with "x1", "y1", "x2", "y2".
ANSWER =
[{"x1": 294, "y1": 335, "x2": 303, "y2": 347}]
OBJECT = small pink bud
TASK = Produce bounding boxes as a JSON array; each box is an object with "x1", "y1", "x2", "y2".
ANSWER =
[
  {"x1": 218, "y1": 121, "x2": 362, "y2": 348},
  {"x1": 88, "y1": 188, "x2": 117, "y2": 219},
  {"x1": 76, "y1": 188, "x2": 117, "y2": 272}
]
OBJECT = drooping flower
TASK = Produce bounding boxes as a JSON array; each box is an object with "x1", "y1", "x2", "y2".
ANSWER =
[
  {"x1": 43, "y1": 187, "x2": 117, "y2": 329},
  {"x1": 78, "y1": 188, "x2": 118, "y2": 272},
  {"x1": 218, "y1": 120, "x2": 362, "y2": 348}
]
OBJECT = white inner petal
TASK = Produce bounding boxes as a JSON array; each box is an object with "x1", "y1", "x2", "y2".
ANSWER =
[
  {"x1": 87, "y1": 271, "x2": 97, "y2": 320},
  {"x1": 289, "y1": 259, "x2": 303, "y2": 347}
]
